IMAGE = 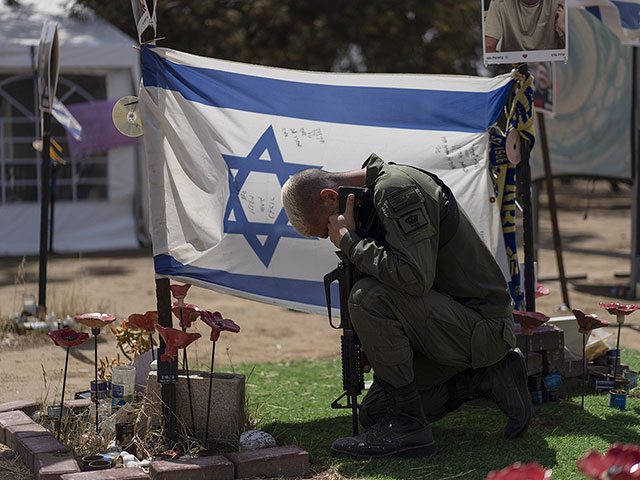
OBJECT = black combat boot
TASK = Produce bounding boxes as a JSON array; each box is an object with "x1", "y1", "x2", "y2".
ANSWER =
[
  {"x1": 331, "y1": 378, "x2": 437, "y2": 459},
  {"x1": 445, "y1": 348, "x2": 531, "y2": 439}
]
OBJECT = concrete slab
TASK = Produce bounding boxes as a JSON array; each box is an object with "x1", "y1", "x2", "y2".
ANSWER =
[
  {"x1": 144, "y1": 371, "x2": 244, "y2": 450},
  {"x1": 0, "y1": 400, "x2": 40, "y2": 418}
]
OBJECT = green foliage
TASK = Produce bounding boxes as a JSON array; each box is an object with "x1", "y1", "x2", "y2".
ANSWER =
[
  {"x1": 229, "y1": 352, "x2": 640, "y2": 480},
  {"x1": 68, "y1": 0, "x2": 483, "y2": 74}
]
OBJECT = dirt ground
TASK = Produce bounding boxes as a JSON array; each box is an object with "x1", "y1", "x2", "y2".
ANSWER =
[{"x1": 0, "y1": 178, "x2": 638, "y2": 408}]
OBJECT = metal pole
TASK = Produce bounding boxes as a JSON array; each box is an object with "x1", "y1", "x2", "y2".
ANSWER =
[
  {"x1": 156, "y1": 278, "x2": 177, "y2": 444},
  {"x1": 538, "y1": 114, "x2": 570, "y2": 308},
  {"x1": 518, "y1": 138, "x2": 536, "y2": 312},
  {"x1": 38, "y1": 111, "x2": 51, "y2": 312},
  {"x1": 629, "y1": 46, "x2": 639, "y2": 299}
]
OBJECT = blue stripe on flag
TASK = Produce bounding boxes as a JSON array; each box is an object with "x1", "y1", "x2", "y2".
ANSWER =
[
  {"x1": 154, "y1": 254, "x2": 339, "y2": 309},
  {"x1": 141, "y1": 47, "x2": 512, "y2": 133},
  {"x1": 613, "y1": 1, "x2": 640, "y2": 30},
  {"x1": 585, "y1": 6, "x2": 602, "y2": 21}
]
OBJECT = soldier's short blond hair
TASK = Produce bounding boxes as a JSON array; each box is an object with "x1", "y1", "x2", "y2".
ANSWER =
[{"x1": 281, "y1": 168, "x2": 341, "y2": 237}]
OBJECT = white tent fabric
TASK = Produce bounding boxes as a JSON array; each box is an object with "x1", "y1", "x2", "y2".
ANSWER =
[{"x1": 0, "y1": 0, "x2": 144, "y2": 255}]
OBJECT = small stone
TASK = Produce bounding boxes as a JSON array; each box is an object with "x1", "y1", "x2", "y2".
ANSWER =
[
  {"x1": 1, "y1": 449, "x2": 16, "y2": 461},
  {"x1": 239, "y1": 430, "x2": 276, "y2": 451}
]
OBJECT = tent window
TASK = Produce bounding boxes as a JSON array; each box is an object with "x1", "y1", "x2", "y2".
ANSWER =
[{"x1": 0, "y1": 73, "x2": 108, "y2": 205}]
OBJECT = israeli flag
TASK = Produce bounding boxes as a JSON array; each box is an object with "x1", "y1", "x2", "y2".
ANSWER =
[
  {"x1": 140, "y1": 46, "x2": 514, "y2": 315},
  {"x1": 570, "y1": 0, "x2": 640, "y2": 45}
]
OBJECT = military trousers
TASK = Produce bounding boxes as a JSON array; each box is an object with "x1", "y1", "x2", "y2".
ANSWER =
[{"x1": 348, "y1": 277, "x2": 514, "y2": 421}]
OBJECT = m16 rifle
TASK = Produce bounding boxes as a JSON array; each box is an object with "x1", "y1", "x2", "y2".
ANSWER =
[{"x1": 323, "y1": 186, "x2": 373, "y2": 436}]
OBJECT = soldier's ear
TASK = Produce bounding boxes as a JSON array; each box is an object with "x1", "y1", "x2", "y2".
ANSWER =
[{"x1": 320, "y1": 188, "x2": 338, "y2": 205}]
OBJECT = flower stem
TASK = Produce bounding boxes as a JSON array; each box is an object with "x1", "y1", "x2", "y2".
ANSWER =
[
  {"x1": 205, "y1": 342, "x2": 216, "y2": 447},
  {"x1": 150, "y1": 334, "x2": 155, "y2": 361},
  {"x1": 94, "y1": 331, "x2": 99, "y2": 432},
  {"x1": 57, "y1": 347, "x2": 70, "y2": 440},
  {"x1": 582, "y1": 334, "x2": 586, "y2": 409}
]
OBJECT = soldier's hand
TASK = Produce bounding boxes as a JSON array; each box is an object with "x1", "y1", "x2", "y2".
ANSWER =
[{"x1": 328, "y1": 193, "x2": 356, "y2": 248}]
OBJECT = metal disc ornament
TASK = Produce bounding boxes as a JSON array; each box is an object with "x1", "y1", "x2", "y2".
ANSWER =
[
  {"x1": 112, "y1": 96, "x2": 143, "y2": 137},
  {"x1": 506, "y1": 129, "x2": 521, "y2": 165}
]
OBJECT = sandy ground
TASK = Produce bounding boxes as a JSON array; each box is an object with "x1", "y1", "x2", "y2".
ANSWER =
[{"x1": 0, "y1": 178, "x2": 638, "y2": 407}]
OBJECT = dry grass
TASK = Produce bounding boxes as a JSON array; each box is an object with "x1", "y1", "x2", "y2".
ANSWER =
[{"x1": 0, "y1": 445, "x2": 33, "y2": 480}]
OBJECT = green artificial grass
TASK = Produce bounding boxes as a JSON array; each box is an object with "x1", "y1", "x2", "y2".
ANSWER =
[{"x1": 224, "y1": 348, "x2": 640, "y2": 480}]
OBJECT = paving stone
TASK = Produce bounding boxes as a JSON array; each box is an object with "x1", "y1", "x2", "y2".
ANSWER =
[
  {"x1": 60, "y1": 467, "x2": 150, "y2": 479},
  {"x1": 5, "y1": 421, "x2": 49, "y2": 450},
  {"x1": 0, "y1": 400, "x2": 40, "y2": 417},
  {"x1": 15, "y1": 433, "x2": 69, "y2": 470},
  {"x1": 225, "y1": 445, "x2": 310, "y2": 479},
  {"x1": 36, "y1": 452, "x2": 80, "y2": 480},
  {"x1": 63, "y1": 398, "x2": 92, "y2": 414},
  {"x1": 149, "y1": 455, "x2": 234, "y2": 480},
  {"x1": 0, "y1": 409, "x2": 34, "y2": 444},
  {"x1": 526, "y1": 352, "x2": 543, "y2": 376}
]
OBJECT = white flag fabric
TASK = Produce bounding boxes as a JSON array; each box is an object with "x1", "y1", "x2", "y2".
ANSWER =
[
  {"x1": 52, "y1": 97, "x2": 82, "y2": 141},
  {"x1": 569, "y1": 0, "x2": 640, "y2": 45},
  {"x1": 140, "y1": 46, "x2": 515, "y2": 315}
]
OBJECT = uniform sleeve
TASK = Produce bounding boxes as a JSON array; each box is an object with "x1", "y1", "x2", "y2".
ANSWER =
[
  {"x1": 339, "y1": 183, "x2": 440, "y2": 296},
  {"x1": 484, "y1": 1, "x2": 504, "y2": 40}
]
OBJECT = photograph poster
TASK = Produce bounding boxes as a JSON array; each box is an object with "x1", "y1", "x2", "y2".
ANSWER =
[
  {"x1": 482, "y1": 0, "x2": 568, "y2": 64},
  {"x1": 532, "y1": 61, "x2": 555, "y2": 115}
]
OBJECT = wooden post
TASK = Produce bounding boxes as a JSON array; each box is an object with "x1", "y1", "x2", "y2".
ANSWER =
[{"x1": 538, "y1": 114, "x2": 570, "y2": 308}]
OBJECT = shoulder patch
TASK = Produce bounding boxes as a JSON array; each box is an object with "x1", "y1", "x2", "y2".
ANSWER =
[
  {"x1": 397, "y1": 209, "x2": 428, "y2": 234},
  {"x1": 387, "y1": 187, "x2": 422, "y2": 214}
]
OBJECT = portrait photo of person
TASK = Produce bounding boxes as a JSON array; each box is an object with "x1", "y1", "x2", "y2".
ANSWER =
[
  {"x1": 482, "y1": 0, "x2": 567, "y2": 64},
  {"x1": 532, "y1": 61, "x2": 555, "y2": 114}
]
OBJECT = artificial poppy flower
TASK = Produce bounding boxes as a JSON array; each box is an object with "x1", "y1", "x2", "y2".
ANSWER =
[
  {"x1": 577, "y1": 443, "x2": 640, "y2": 480},
  {"x1": 572, "y1": 308, "x2": 610, "y2": 334},
  {"x1": 485, "y1": 462, "x2": 552, "y2": 480},
  {"x1": 600, "y1": 303, "x2": 639, "y2": 324},
  {"x1": 48, "y1": 328, "x2": 90, "y2": 348},
  {"x1": 170, "y1": 284, "x2": 191, "y2": 300},
  {"x1": 171, "y1": 302, "x2": 201, "y2": 329},
  {"x1": 513, "y1": 310, "x2": 549, "y2": 336},
  {"x1": 535, "y1": 284, "x2": 550, "y2": 298},
  {"x1": 126, "y1": 311, "x2": 159, "y2": 333},
  {"x1": 154, "y1": 325, "x2": 201, "y2": 362},
  {"x1": 74, "y1": 312, "x2": 117, "y2": 329},
  {"x1": 200, "y1": 310, "x2": 240, "y2": 342}
]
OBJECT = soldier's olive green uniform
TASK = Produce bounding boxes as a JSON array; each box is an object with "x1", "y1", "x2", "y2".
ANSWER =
[{"x1": 339, "y1": 155, "x2": 516, "y2": 421}]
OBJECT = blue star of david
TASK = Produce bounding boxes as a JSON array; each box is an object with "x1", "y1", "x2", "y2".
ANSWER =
[{"x1": 222, "y1": 126, "x2": 320, "y2": 267}]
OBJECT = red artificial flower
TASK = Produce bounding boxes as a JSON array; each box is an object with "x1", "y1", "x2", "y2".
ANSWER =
[
  {"x1": 48, "y1": 328, "x2": 90, "y2": 348},
  {"x1": 485, "y1": 462, "x2": 552, "y2": 480},
  {"x1": 126, "y1": 311, "x2": 159, "y2": 333},
  {"x1": 74, "y1": 312, "x2": 117, "y2": 329},
  {"x1": 170, "y1": 284, "x2": 191, "y2": 300},
  {"x1": 154, "y1": 325, "x2": 201, "y2": 362},
  {"x1": 600, "y1": 303, "x2": 639, "y2": 317},
  {"x1": 577, "y1": 444, "x2": 640, "y2": 480},
  {"x1": 572, "y1": 308, "x2": 610, "y2": 335},
  {"x1": 513, "y1": 310, "x2": 550, "y2": 336},
  {"x1": 535, "y1": 284, "x2": 550, "y2": 298},
  {"x1": 200, "y1": 310, "x2": 240, "y2": 342},
  {"x1": 171, "y1": 302, "x2": 201, "y2": 329}
]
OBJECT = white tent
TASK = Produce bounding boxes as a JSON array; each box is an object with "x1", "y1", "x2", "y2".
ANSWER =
[{"x1": 0, "y1": 0, "x2": 146, "y2": 255}]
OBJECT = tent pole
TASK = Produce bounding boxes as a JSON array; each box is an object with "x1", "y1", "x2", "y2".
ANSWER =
[
  {"x1": 629, "y1": 46, "x2": 639, "y2": 300},
  {"x1": 518, "y1": 138, "x2": 536, "y2": 312},
  {"x1": 538, "y1": 114, "x2": 570, "y2": 308}
]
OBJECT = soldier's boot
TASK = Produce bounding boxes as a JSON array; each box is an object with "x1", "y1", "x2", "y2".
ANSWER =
[
  {"x1": 331, "y1": 378, "x2": 437, "y2": 459},
  {"x1": 445, "y1": 348, "x2": 532, "y2": 439}
]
